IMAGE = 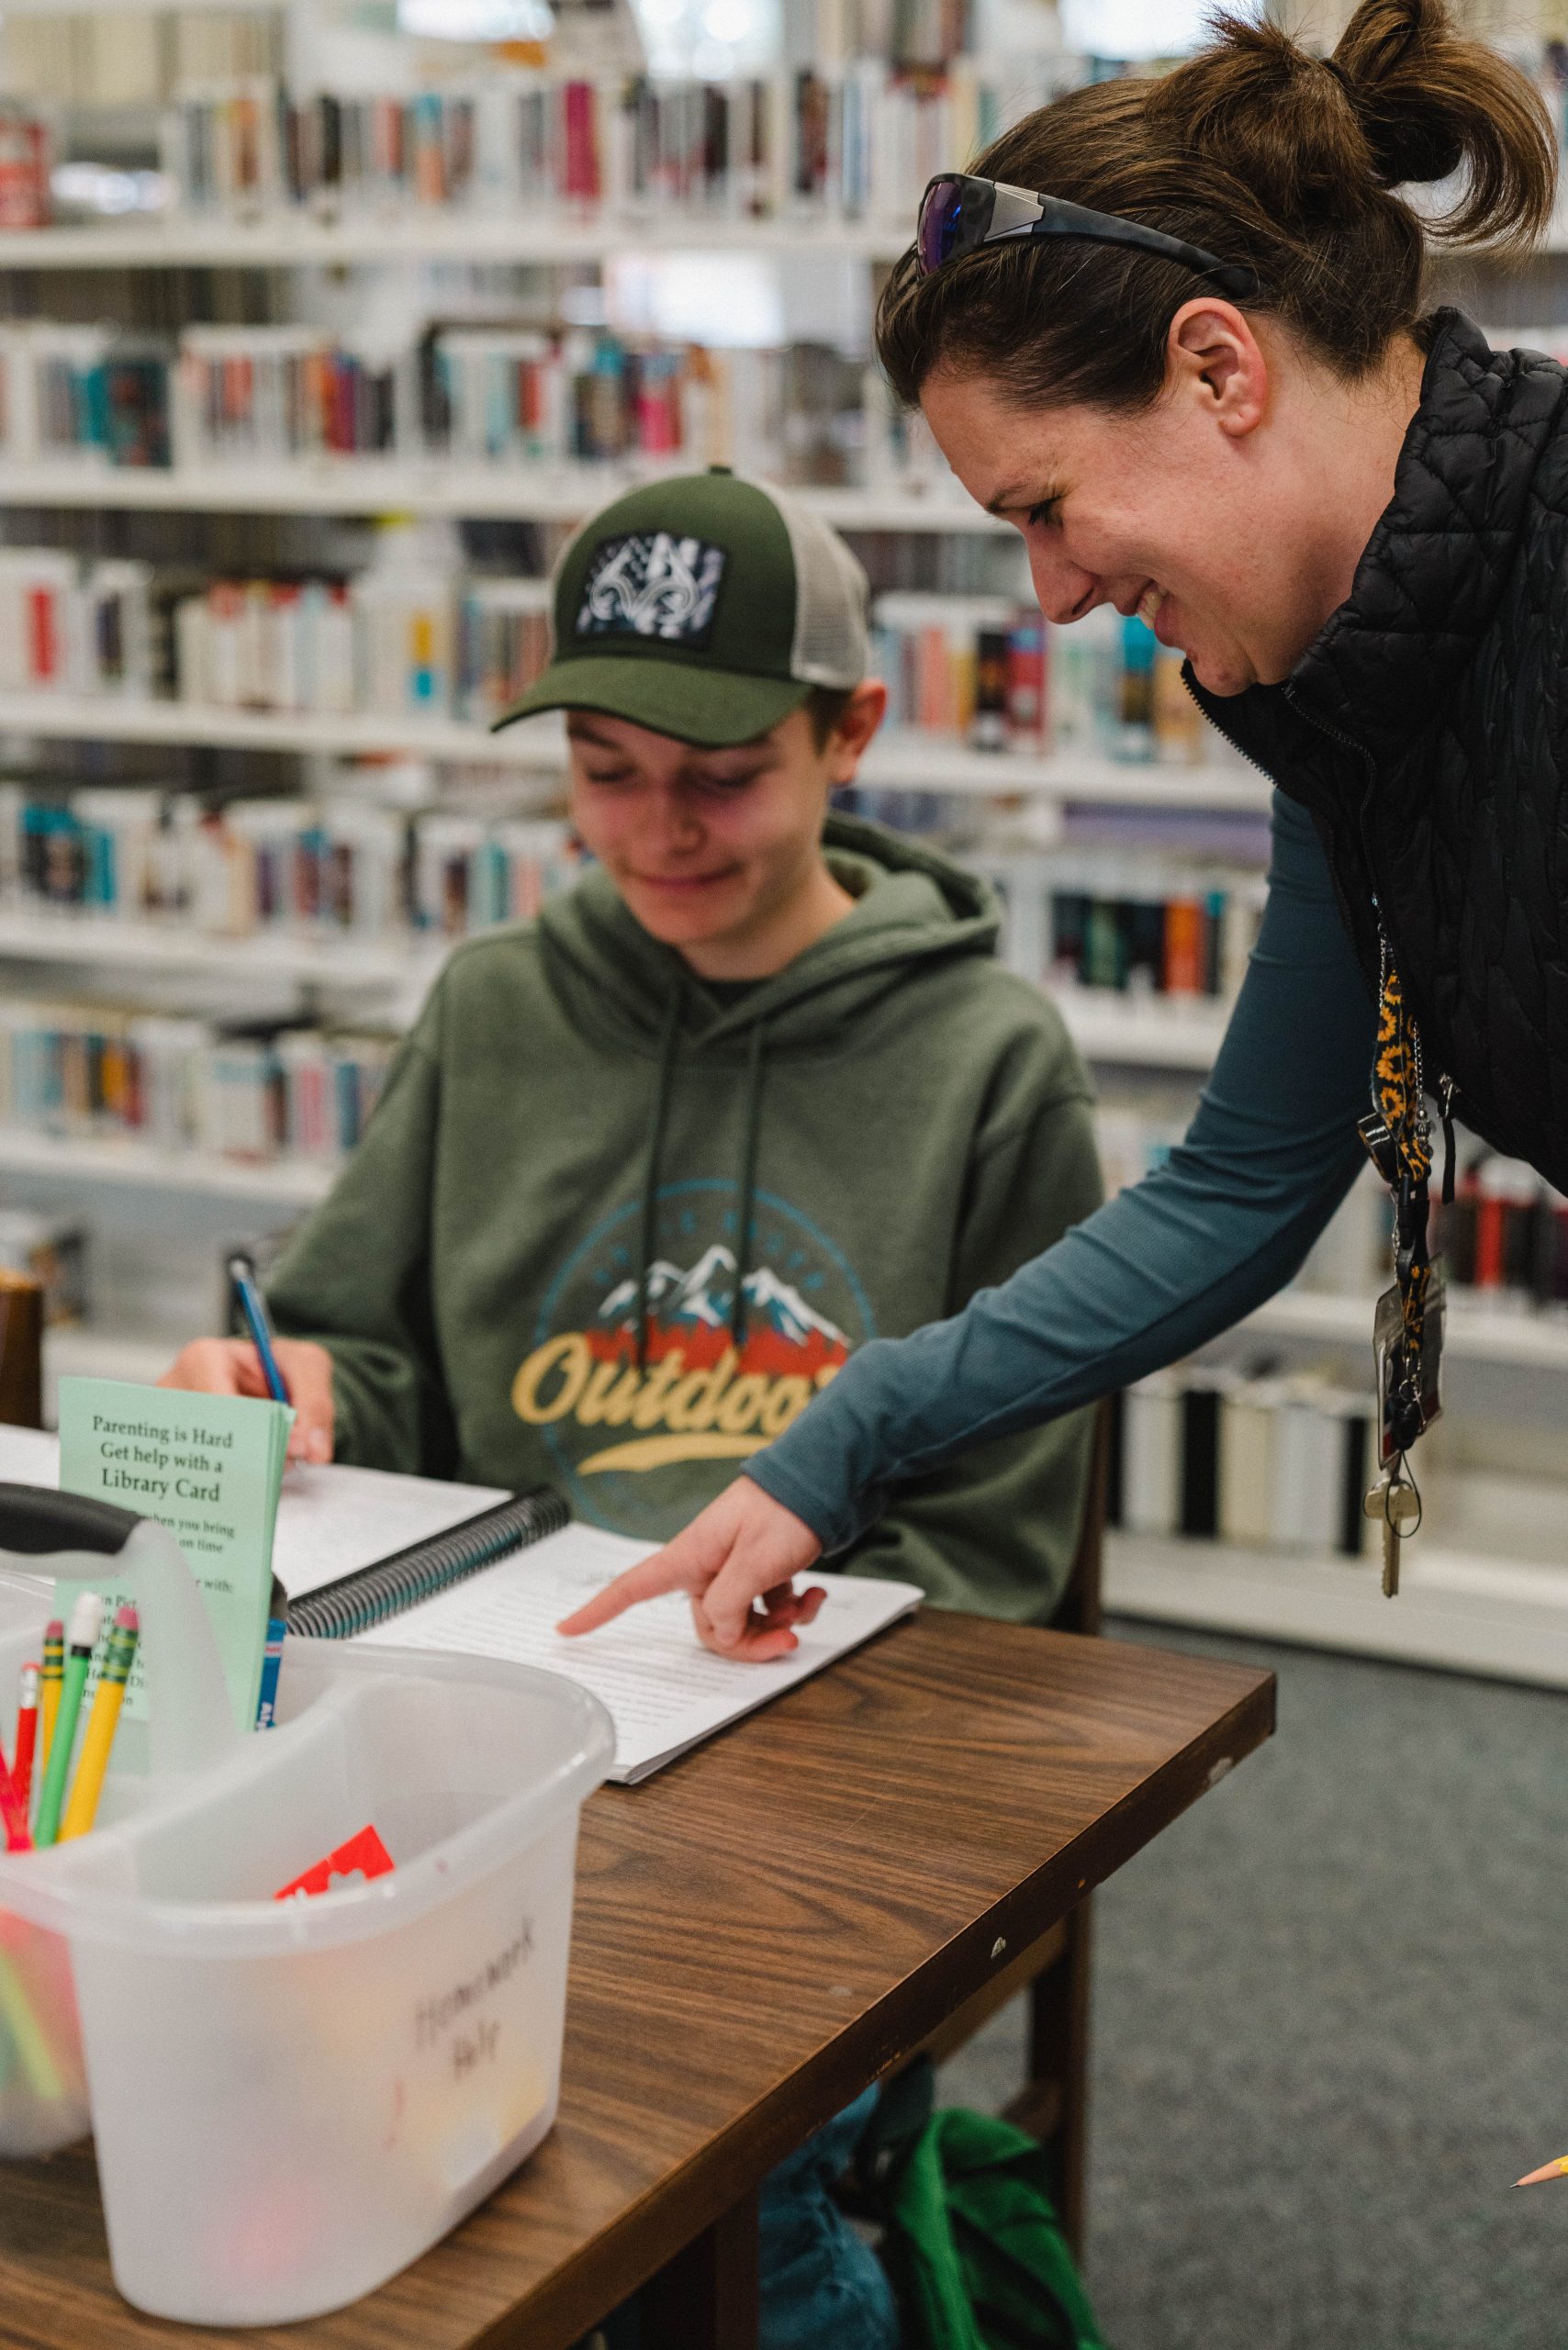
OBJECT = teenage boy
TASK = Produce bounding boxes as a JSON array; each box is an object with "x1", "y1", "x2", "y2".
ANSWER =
[
  {"x1": 162, "y1": 469, "x2": 1102, "y2": 2350},
  {"x1": 163, "y1": 467, "x2": 1103, "y2": 1624}
]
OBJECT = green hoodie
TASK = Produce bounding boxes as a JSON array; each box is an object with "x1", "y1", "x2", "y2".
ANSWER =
[{"x1": 265, "y1": 813, "x2": 1103, "y2": 1620}]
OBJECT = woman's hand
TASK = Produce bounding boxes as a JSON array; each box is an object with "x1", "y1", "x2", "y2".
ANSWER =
[
  {"x1": 159, "y1": 1337, "x2": 335, "y2": 1464},
  {"x1": 557, "y1": 1477, "x2": 828, "y2": 1661}
]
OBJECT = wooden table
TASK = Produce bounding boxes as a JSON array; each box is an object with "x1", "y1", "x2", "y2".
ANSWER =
[{"x1": 0, "y1": 1614, "x2": 1273, "y2": 2350}]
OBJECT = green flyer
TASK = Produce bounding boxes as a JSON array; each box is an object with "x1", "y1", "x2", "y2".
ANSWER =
[{"x1": 56, "y1": 1377, "x2": 294, "y2": 1731}]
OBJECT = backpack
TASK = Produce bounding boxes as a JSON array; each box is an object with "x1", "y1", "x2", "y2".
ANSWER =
[{"x1": 848, "y1": 2059, "x2": 1110, "y2": 2350}]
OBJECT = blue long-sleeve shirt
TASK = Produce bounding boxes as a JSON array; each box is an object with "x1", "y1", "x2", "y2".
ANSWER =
[{"x1": 745, "y1": 790, "x2": 1379, "y2": 1551}]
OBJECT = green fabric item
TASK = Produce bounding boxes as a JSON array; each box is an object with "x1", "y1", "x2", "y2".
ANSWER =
[
  {"x1": 881, "y1": 2109, "x2": 1109, "y2": 2350},
  {"x1": 493, "y1": 466, "x2": 866, "y2": 744},
  {"x1": 264, "y1": 811, "x2": 1103, "y2": 1620}
]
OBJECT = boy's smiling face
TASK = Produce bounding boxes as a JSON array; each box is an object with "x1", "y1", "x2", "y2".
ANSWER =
[{"x1": 566, "y1": 684, "x2": 885, "y2": 981}]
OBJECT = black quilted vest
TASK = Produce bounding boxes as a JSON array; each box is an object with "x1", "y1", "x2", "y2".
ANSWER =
[{"x1": 1189, "y1": 308, "x2": 1568, "y2": 1192}]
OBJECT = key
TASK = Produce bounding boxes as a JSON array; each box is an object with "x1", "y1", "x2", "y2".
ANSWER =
[{"x1": 1363, "y1": 1473, "x2": 1420, "y2": 1596}]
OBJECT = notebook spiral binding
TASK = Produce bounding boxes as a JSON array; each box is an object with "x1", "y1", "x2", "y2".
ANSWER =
[{"x1": 283, "y1": 1486, "x2": 569, "y2": 1639}]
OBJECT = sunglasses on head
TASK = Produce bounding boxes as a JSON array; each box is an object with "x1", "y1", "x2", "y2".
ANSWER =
[{"x1": 915, "y1": 171, "x2": 1260, "y2": 301}]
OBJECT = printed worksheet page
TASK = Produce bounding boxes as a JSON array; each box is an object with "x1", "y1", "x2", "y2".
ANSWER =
[{"x1": 357, "y1": 1522, "x2": 921, "y2": 1782}]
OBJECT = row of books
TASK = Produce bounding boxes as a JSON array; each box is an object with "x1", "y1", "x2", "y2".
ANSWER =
[
  {"x1": 0, "y1": 542, "x2": 1247, "y2": 770},
  {"x1": 1108, "y1": 1366, "x2": 1378, "y2": 1561},
  {"x1": 0, "y1": 1000, "x2": 397, "y2": 1167},
  {"x1": 1100, "y1": 1098, "x2": 1568, "y2": 1320},
  {"x1": 171, "y1": 573, "x2": 551, "y2": 728},
  {"x1": 4, "y1": 13, "x2": 278, "y2": 117},
  {"x1": 0, "y1": 319, "x2": 893, "y2": 498},
  {"x1": 0, "y1": 553, "x2": 151, "y2": 700},
  {"x1": 156, "y1": 63, "x2": 1065, "y2": 228},
  {"x1": 975, "y1": 853, "x2": 1265, "y2": 1004},
  {"x1": 0, "y1": 785, "x2": 583, "y2": 944},
  {"x1": 873, "y1": 597, "x2": 1213, "y2": 763}
]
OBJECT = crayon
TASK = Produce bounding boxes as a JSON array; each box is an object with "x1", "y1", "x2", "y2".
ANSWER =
[
  {"x1": 37, "y1": 1619, "x2": 62, "y2": 1775},
  {"x1": 60, "y1": 1604, "x2": 137, "y2": 1842},
  {"x1": 12, "y1": 1662, "x2": 37, "y2": 1813},
  {"x1": 32, "y1": 1593, "x2": 102, "y2": 1850}
]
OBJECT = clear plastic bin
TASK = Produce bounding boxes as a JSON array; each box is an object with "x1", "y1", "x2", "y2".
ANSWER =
[{"x1": 0, "y1": 1487, "x2": 614, "y2": 2325}]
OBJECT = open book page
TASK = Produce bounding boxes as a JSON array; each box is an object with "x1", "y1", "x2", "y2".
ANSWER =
[
  {"x1": 357, "y1": 1522, "x2": 922, "y2": 1783},
  {"x1": 271, "y1": 1460, "x2": 512, "y2": 1601}
]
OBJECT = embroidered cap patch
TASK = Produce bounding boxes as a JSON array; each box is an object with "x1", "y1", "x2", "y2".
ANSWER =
[{"x1": 575, "y1": 531, "x2": 726, "y2": 645}]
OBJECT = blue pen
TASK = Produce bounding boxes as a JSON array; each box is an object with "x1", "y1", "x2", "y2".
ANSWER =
[{"x1": 228, "y1": 1254, "x2": 292, "y2": 1404}]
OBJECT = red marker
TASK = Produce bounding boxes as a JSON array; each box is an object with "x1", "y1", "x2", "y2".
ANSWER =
[{"x1": 12, "y1": 1662, "x2": 38, "y2": 1813}]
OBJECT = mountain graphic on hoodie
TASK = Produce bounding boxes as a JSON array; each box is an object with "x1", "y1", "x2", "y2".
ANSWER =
[{"x1": 597, "y1": 1243, "x2": 850, "y2": 1374}]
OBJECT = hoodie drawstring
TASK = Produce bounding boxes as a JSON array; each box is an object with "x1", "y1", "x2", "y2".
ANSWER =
[
  {"x1": 635, "y1": 984, "x2": 769, "y2": 1367},
  {"x1": 731, "y1": 1019, "x2": 767, "y2": 1351},
  {"x1": 635, "y1": 984, "x2": 684, "y2": 1371}
]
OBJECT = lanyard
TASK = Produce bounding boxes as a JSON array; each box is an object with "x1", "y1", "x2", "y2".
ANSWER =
[{"x1": 1356, "y1": 931, "x2": 1436, "y2": 1457}]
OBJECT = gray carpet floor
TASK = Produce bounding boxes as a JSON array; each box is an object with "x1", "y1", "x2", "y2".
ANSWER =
[{"x1": 938, "y1": 1620, "x2": 1568, "y2": 2350}]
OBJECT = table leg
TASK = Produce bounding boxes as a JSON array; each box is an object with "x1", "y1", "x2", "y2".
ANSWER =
[
  {"x1": 639, "y1": 2188, "x2": 759, "y2": 2350},
  {"x1": 1024, "y1": 1894, "x2": 1093, "y2": 2258}
]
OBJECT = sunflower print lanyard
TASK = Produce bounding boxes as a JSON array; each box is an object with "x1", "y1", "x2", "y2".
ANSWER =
[{"x1": 1354, "y1": 930, "x2": 1445, "y2": 1591}]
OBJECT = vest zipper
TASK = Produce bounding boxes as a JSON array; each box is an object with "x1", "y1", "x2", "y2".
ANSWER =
[{"x1": 1279, "y1": 683, "x2": 1463, "y2": 1168}]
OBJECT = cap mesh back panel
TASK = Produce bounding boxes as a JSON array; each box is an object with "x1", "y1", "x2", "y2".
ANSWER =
[{"x1": 770, "y1": 486, "x2": 870, "y2": 686}]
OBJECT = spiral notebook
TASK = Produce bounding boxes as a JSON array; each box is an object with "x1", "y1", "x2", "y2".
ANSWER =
[
  {"x1": 0, "y1": 1440, "x2": 920, "y2": 1785},
  {"x1": 274, "y1": 1467, "x2": 567, "y2": 1637}
]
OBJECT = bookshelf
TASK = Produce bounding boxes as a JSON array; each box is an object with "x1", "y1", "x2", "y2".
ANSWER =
[
  {"x1": 1243, "y1": 1287, "x2": 1568, "y2": 1373},
  {"x1": 0, "y1": 696, "x2": 1271, "y2": 808},
  {"x1": 0, "y1": 909, "x2": 443, "y2": 990},
  {"x1": 6, "y1": 0, "x2": 1568, "y2": 1671},
  {"x1": 0, "y1": 216, "x2": 915, "y2": 270},
  {"x1": 0, "y1": 463, "x2": 1014, "y2": 537},
  {"x1": 0, "y1": 1127, "x2": 330, "y2": 1203},
  {"x1": 1104, "y1": 1527, "x2": 1568, "y2": 1690}
]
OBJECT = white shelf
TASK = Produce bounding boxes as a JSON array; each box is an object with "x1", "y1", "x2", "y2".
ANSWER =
[
  {"x1": 0, "y1": 461, "x2": 1010, "y2": 537},
  {"x1": 1243, "y1": 1286, "x2": 1568, "y2": 1371},
  {"x1": 1057, "y1": 995, "x2": 1228, "y2": 1070},
  {"x1": 0, "y1": 909, "x2": 446, "y2": 987},
  {"x1": 1106, "y1": 1527, "x2": 1568, "y2": 1692},
  {"x1": 863, "y1": 736, "x2": 1271, "y2": 809},
  {"x1": 0, "y1": 693, "x2": 1273, "y2": 806},
  {"x1": 0, "y1": 1127, "x2": 331, "y2": 1204},
  {"x1": 42, "y1": 1323, "x2": 181, "y2": 1425},
  {"x1": 0, "y1": 213, "x2": 912, "y2": 269},
  {"x1": 0, "y1": 911, "x2": 1232, "y2": 1072},
  {"x1": 6, "y1": 0, "x2": 276, "y2": 10},
  {"x1": 0, "y1": 693, "x2": 561, "y2": 766}
]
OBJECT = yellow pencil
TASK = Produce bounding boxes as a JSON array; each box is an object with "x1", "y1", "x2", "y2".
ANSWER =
[
  {"x1": 1517, "y1": 2154, "x2": 1568, "y2": 2187},
  {"x1": 37, "y1": 1619, "x2": 62, "y2": 1779},
  {"x1": 58, "y1": 1604, "x2": 138, "y2": 1843}
]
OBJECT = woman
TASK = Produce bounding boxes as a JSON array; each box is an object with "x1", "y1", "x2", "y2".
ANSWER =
[{"x1": 564, "y1": 0, "x2": 1566, "y2": 1657}]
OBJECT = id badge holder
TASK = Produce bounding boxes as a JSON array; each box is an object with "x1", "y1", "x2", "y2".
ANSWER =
[{"x1": 1373, "y1": 1258, "x2": 1446, "y2": 1468}]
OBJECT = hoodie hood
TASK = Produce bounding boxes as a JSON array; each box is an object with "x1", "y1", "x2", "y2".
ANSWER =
[{"x1": 537, "y1": 810, "x2": 1002, "y2": 1060}]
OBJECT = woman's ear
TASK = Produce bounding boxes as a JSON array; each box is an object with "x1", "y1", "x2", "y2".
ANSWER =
[{"x1": 1166, "y1": 299, "x2": 1270, "y2": 441}]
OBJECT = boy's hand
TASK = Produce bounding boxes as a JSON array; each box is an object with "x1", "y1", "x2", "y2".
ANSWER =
[
  {"x1": 160, "y1": 1337, "x2": 335, "y2": 1464},
  {"x1": 557, "y1": 1477, "x2": 827, "y2": 1661}
]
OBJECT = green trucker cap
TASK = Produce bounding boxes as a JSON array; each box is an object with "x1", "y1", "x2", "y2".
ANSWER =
[{"x1": 491, "y1": 466, "x2": 870, "y2": 748}]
